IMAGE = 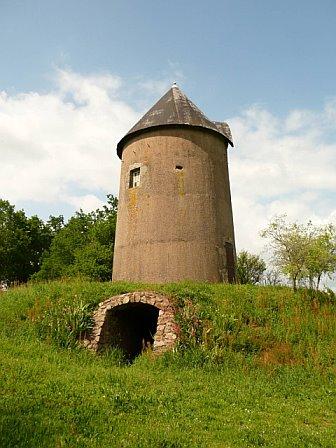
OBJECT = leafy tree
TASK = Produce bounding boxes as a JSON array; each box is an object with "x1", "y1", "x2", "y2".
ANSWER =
[
  {"x1": 34, "y1": 195, "x2": 118, "y2": 281},
  {"x1": 261, "y1": 216, "x2": 312, "y2": 291},
  {"x1": 26, "y1": 216, "x2": 55, "y2": 275},
  {"x1": 46, "y1": 215, "x2": 65, "y2": 235},
  {"x1": 236, "y1": 251, "x2": 266, "y2": 284},
  {"x1": 0, "y1": 199, "x2": 59, "y2": 283},
  {"x1": 261, "y1": 216, "x2": 336, "y2": 291},
  {"x1": 0, "y1": 200, "x2": 30, "y2": 282},
  {"x1": 71, "y1": 241, "x2": 112, "y2": 281},
  {"x1": 305, "y1": 225, "x2": 336, "y2": 290},
  {"x1": 33, "y1": 212, "x2": 90, "y2": 280}
]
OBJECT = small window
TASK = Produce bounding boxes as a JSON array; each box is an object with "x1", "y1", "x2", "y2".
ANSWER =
[
  {"x1": 129, "y1": 167, "x2": 140, "y2": 188},
  {"x1": 175, "y1": 165, "x2": 183, "y2": 170}
]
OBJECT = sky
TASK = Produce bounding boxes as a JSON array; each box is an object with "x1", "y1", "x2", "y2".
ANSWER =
[{"x1": 0, "y1": 0, "x2": 335, "y2": 283}]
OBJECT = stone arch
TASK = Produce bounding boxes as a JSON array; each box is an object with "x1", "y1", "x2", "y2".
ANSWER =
[{"x1": 84, "y1": 292, "x2": 178, "y2": 360}]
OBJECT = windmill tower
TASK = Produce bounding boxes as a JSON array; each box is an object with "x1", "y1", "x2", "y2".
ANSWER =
[{"x1": 112, "y1": 84, "x2": 236, "y2": 283}]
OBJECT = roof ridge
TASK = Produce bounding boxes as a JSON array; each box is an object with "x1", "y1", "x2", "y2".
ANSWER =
[{"x1": 171, "y1": 85, "x2": 181, "y2": 121}]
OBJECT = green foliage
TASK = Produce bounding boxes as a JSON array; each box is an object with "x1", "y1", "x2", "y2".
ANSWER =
[
  {"x1": 12, "y1": 278, "x2": 336, "y2": 370},
  {"x1": 236, "y1": 250, "x2": 266, "y2": 284},
  {"x1": 34, "y1": 300, "x2": 94, "y2": 348},
  {"x1": 0, "y1": 199, "x2": 62, "y2": 283},
  {"x1": 305, "y1": 224, "x2": 336, "y2": 289},
  {"x1": 0, "y1": 280, "x2": 336, "y2": 447},
  {"x1": 71, "y1": 241, "x2": 112, "y2": 280},
  {"x1": 0, "y1": 195, "x2": 116, "y2": 283},
  {"x1": 159, "y1": 281, "x2": 336, "y2": 371},
  {"x1": 262, "y1": 215, "x2": 336, "y2": 291},
  {"x1": 34, "y1": 195, "x2": 117, "y2": 281},
  {"x1": 11, "y1": 278, "x2": 144, "y2": 348}
]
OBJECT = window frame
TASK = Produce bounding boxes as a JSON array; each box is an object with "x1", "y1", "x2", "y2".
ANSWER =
[{"x1": 129, "y1": 167, "x2": 141, "y2": 188}]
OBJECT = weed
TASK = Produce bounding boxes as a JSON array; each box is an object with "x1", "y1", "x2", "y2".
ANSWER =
[{"x1": 34, "y1": 300, "x2": 94, "y2": 348}]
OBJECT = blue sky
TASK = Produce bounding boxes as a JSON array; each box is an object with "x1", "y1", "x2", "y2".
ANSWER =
[
  {"x1": 2, "y1": 0, "x2": 336, "y2": 116},
  {"x1": 0, "y1": 0, "x2": 335, "y2": 285}
]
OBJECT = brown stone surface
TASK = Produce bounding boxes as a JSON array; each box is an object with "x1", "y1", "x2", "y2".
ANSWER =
[
  {"x1": 112, "y1": 127, "x2": 236, "y2": 283},
  {"x1": 83, "y1": 292, "x2": 178, "y2": 355}
]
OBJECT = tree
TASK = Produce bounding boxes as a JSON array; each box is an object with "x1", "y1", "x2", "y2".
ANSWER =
[
  {"x1": 46, "y1": 215, "x2": 65, "y2": 235},
  {"x1": 71, "y1": 241, "x2": 112, "y2": 281},
  {"x1": 305, "y1": 225, "x2": 336, "y2": 290},
  {"x1": 0, "y1": 199, "x2": 30, "y2": 282},
  {"x1": 236, "y1": 251, "x2": 266, "y2": 284},
  {"x1": 261, "y1": 216, "x2": 336, "y2": 291},
  {"x1": 34, "y1": 195, "x2": 118, "y2": 281},
  {"x1": 261, "y1": 216, "x2": 312, "y2": 291},
  {"x1": 0, "y1": 199, "x2": 59, "y2": 283}
]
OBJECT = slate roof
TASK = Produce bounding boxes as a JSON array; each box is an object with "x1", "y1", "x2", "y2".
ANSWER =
[{"x1": 117, "y1": 84, "x2": 233, "y2": 158}]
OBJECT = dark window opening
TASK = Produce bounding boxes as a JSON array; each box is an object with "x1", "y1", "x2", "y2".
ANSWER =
[
  {"x1": 175, "y1": 165, "x2": 183, "y2": 170},
  {"x1": 225, "y1": 242, "x2": 236, "y2": 283},
  {"x1": 129, "y1": 167, "x2": 140, "y2": 188},
  {"x1": 100, "y1": 303, "x2": 159, "y2": 361}
]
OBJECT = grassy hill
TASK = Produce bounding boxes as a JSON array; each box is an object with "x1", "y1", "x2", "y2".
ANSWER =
[{"x1": 1, "y1": 279, "x2": 335, "y2": 447}]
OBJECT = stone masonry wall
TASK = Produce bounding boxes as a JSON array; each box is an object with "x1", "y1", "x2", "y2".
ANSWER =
[
  {"x1": 112, "y1": 128, "x2": 236, "y2": 283},
  {"x1": 83, "y1": 292, "x2": 178, "y2": 354}
]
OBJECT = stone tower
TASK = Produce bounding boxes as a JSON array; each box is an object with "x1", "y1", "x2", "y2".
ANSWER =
[{"x1": 112, "y1": 84, "x2": 236, "y2": 283}]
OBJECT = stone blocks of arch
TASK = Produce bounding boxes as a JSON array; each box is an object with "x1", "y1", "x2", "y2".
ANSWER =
[{"x1": 83, "y1": 291, "x2": 178, "y2": 353}]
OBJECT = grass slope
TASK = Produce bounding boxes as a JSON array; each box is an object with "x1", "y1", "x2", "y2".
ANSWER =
[{"x1": 0, "y1": 279, "x2": 336, "y2": 447}]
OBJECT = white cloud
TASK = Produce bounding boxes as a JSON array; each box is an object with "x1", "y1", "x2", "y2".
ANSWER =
[
  {"x1": 65, "y1": 194, "x2": 106, "y2": 212},
  {"x1": 229, "y1": 102, "x2": 336, "y2": 255},
  {"x1": 0, "y1": 68, "x2": 139, "y2": 209},
  {"x1": 0, "y1": 68, "x2": 335, "y2": 274}
]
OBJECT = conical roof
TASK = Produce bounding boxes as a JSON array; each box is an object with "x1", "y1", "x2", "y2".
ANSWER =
[{"x1": 117, "y1": 84, "x2": 233, "y2": 158}]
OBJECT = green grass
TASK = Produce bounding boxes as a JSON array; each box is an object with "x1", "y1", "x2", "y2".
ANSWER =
[{"x1": 1, "y1": 279, "x2": 336, "y2": 447}]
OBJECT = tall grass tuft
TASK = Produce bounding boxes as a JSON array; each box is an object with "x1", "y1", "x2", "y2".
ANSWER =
[{"x1": 33, "y1": 299, "x2": 94, "y2": 348}]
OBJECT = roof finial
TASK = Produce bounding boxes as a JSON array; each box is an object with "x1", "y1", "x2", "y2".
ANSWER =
[{"x1": 172, "y1": 81, "x2": 178, "y2": 88}]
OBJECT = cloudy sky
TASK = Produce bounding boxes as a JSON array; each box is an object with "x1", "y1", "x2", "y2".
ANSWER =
[{"x1": 1, "y1": 0, "x2": 335, "y2": 259}]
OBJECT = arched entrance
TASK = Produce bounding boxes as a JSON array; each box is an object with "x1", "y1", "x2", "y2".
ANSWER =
[
  {"x1": 103, "y1": 302, "x2": 159, "y2": 360},
  {"x1": 83, "y1": 292, "x2": 178, "y2": 360}
]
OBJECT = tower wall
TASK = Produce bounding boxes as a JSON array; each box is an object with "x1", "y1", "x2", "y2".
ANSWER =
[{"x1": 112, "y1": 127, "x2": 236, "y2": 283}]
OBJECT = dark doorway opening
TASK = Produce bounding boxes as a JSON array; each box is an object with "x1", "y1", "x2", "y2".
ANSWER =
[
  {"x1": 225, "y1": 242, "x2": 236, "y2": 283},
  {"x1": 101, "y1": 303, "x2": 159, "y2": 361}
]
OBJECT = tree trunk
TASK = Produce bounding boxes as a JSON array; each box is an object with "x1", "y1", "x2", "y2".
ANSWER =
[
  {"x1": 316, "y1": 275, "x2": 321, "y2": 291},
  {"x1": 293, "y1": 277, "x2": 297, "y2": 292},
  {"x1": 309, "y1": 276, "x2": 314, "y2": 289}
]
